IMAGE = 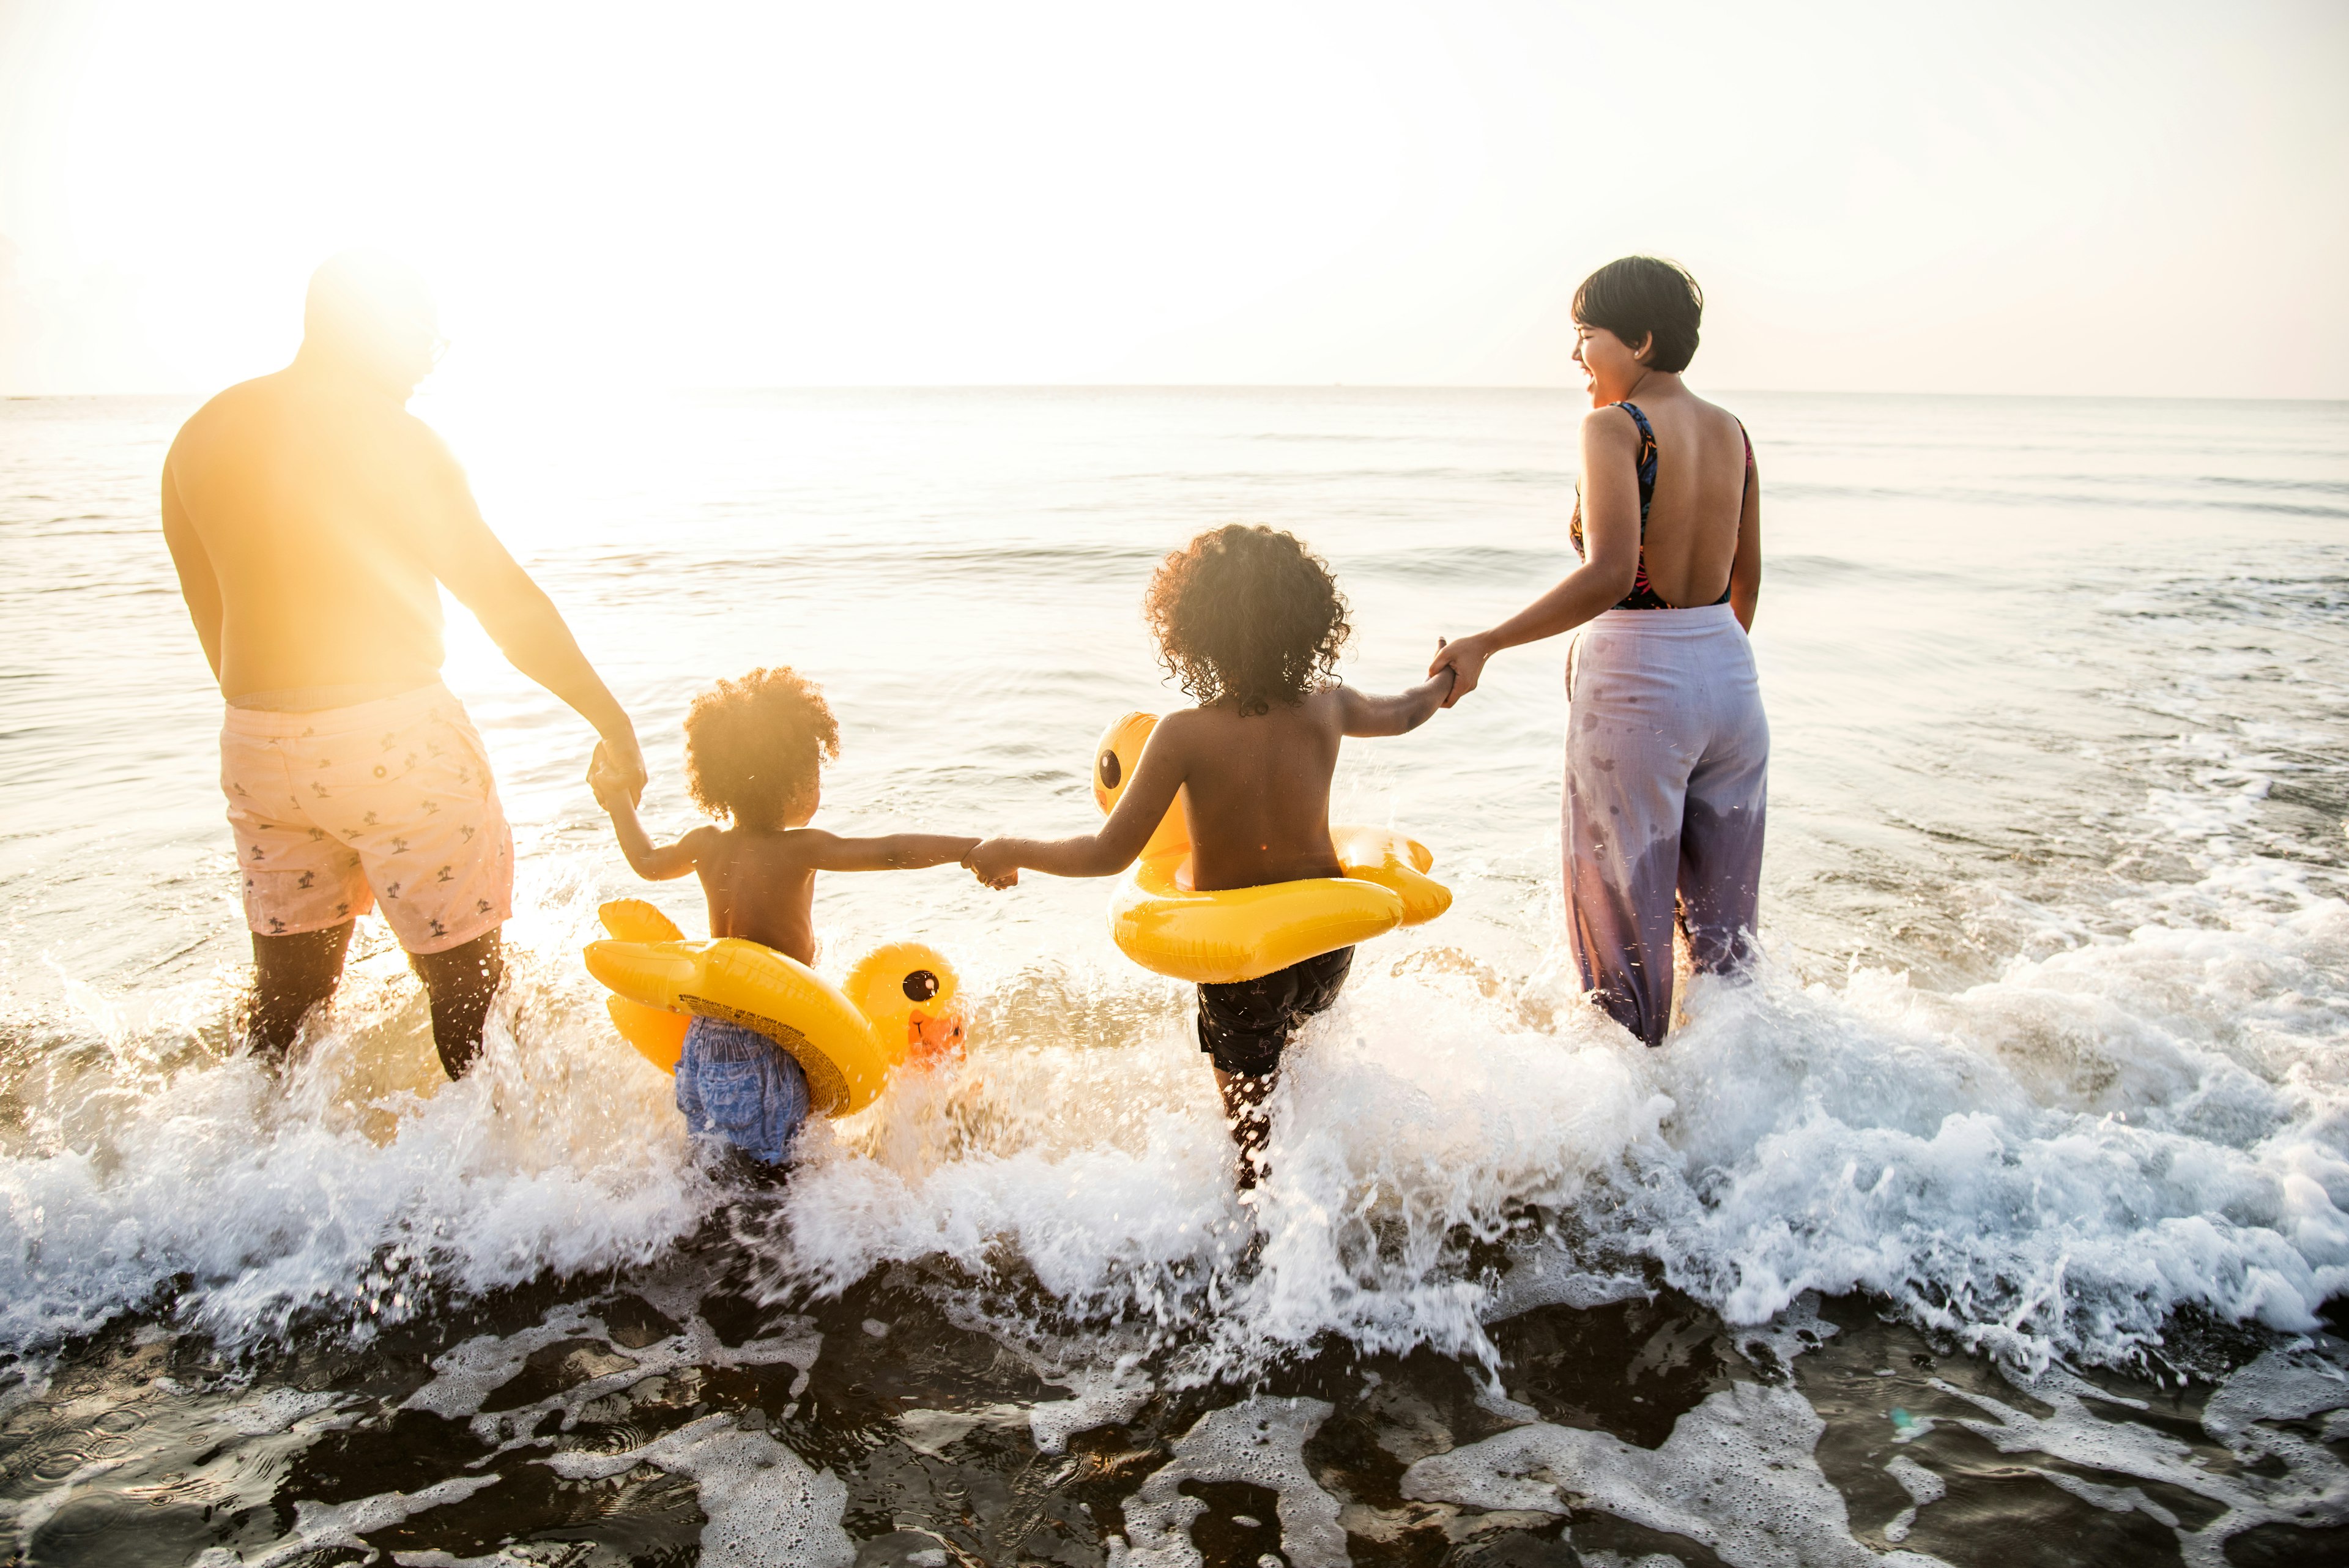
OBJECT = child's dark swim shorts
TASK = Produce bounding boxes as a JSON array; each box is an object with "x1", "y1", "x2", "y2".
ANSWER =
[{"x1": 1195, "y1": 945, "x2": 1354, "y2": 1077}]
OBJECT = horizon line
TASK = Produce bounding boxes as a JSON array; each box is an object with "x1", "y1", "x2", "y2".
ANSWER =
[{"x1": 7, "y1": 384, "x2": 2348, "y2": 407}]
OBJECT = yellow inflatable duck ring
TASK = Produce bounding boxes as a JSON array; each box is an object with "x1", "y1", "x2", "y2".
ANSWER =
[
  {"x1": 1093, "y1": 712, "x2": 1451, "y2": 984},
  {"x1": 584, "y1": 900, "x2": 963, "y2": 1117}
]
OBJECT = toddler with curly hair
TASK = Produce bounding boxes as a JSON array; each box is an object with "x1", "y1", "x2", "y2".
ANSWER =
[
  {"x1": 967, "y1": 525, "x2": 1454, "y2": 1186},
  {"x1": 592, "y1": 666, "x2": 978, "y2": 1169}
]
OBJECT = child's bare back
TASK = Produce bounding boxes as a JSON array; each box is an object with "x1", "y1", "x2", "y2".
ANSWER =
[
  {"x1": 1141, "y1": 689, "x2": 1413, "y2": 890},
  {"x1": 666, "y1": 822, "x2": 971, "y2": 964},
  {"x1": 669, "y1": 825, "x2": 821, "y2": 959}
]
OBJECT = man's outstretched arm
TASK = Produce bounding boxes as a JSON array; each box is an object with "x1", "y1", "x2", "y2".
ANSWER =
[{"x1": 415, "y1": 432, "x2": 647, "y2": 800}]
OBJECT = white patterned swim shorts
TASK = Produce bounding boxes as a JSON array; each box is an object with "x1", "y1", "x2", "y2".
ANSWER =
[{"x1": 219, "y1": 683, "x2": 514, "y2": 953}]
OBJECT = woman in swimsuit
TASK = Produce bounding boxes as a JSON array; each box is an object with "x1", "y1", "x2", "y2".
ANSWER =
[{"x1": 1430, "y1": 256, "x2": 1766, "y2": 1047}]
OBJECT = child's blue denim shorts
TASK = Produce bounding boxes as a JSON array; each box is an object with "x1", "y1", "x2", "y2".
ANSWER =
[{"x1": 674, "y1": 1016, "x2": 810, "y2": 1167}]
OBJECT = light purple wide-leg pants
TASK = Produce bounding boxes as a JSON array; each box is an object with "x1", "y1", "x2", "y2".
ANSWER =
[{"x1": 1564, "y1": 603, "x2": 1769, "y2": 1046}]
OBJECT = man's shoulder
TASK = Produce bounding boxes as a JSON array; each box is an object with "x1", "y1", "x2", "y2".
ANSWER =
[
  {"x1": 171, "y1": 374, "x2": 276, "y2": 443},
  {"x1": 166, "y1": 376, "x2": 275, "y2": 478},
  {"x1": 177, "y1": 372, "x2": 445, "y2": 446}
]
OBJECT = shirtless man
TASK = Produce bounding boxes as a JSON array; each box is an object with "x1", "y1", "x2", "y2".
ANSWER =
[{"x1": 161, "y1": 252, "x2": 647, "y2": 1078}]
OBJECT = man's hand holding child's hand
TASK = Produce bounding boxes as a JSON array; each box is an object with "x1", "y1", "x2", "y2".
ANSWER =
[
  {"x1": 587, "y1": 741, "x2": 635, "y2": 815},
  {"x1": 965, "y1": 839, "x2": 1020, "y2": 890}
]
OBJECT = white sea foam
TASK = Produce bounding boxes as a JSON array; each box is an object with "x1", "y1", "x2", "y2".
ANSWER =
[
  {"x1": 2198, "y1": 1343, "x2": 2349, "y2": 1439},
  {"x1": 760, "y1": 852, "x2": 2348, "y2": 1386},
  {"x1": 4, "y1": 860, "x2": 2346, "y2": 1395},
  {"x1": 191, "y1": 1474, "x2": 503, "y2": 1568},
  {"x1": 1401, "y1": 1379, "x2": 1948, "y2": 1568},
  {"x1": 1879, "y1": 1454, "x2": 1945, "y2": 1545},
  {"x1": 2, "y1": 677, "x2": 2345, "y2": 1414},
  {"x1": 1108, "y1": 1395, "x2": 1346, "y2": 1568},
  {"x1": 1030, "y1": 1361, "x2": 1154, "y2": 1455},
  {"x1": 541, "y1": 1412, "x2": 853, "y2": 1568},
  {"x1": 1389, "y1": 1316, "x2": 2348, "y2": 1566},
  {"x1": 0, "y1": 930, "x2": 713, "y2": 1360},
  {"x1": 1934, "y1": 1358, "x2": 2349, "y2": 1567},
  {"x1": 404, "y1": 1296, "x2": 819, "y2": 1454}
]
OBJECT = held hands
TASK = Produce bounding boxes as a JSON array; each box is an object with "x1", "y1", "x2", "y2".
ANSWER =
[
  {"x1": 1428, "y1": 633, "x2": 1491, "y2": 708},
  {"x1": 964, "y1": 838, "x2": 1021, "y2": 890},
  {"x1": 587, "y1": 738, "x2": 645, "y2": 813},
  {"x1": 603, "y1": 727, "x2": 650, "y2": 804}
]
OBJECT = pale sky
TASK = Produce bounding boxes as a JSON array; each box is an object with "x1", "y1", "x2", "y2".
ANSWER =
[{"x1": 2, "y1": 0, "x2": 2343, "y2": 398}]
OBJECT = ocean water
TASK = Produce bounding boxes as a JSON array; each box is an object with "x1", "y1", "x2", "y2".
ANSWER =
[{"x1": 1, "y1": 385, "x2": 2345, "y2": 1566}]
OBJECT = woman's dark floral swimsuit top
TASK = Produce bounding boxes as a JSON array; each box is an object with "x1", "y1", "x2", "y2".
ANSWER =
[{"x1": 1569, "y1": 401, "x2": 1754, "y2": 611}]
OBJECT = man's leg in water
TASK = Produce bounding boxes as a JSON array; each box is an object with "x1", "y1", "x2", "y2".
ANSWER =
[
  {"x1": 1214, "y1": 1065, "x2": 1277, "y2": 1189},
  {"x1": 249, "y1": 922, "x2": 355, "y2": 1063},
  {"x1": 410, "y1": 929, "x2": 504, "y2": 1080}
]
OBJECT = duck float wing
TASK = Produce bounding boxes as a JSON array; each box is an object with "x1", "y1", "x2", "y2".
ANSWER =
[{"x1": 1328, "y1": 825, "x2": 1452, "y2": 926}]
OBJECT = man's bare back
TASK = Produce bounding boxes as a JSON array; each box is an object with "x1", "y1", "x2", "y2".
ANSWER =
[{"x1": 165, "y1": 366, "x2": 472, "y2": 704}]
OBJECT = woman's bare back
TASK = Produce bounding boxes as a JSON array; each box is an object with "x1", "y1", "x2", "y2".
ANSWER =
[{"x1": 1614, "y1": 387, "x2": 1751, "y2": 609}]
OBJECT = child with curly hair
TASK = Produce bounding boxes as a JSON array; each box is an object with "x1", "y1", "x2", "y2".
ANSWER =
[
  {"x1": 967, "y1": 525, "x2": 1454, "y2": 1185},
  {"x1": 592, "y1": 666, "x2": 979, "y2": 1168}
]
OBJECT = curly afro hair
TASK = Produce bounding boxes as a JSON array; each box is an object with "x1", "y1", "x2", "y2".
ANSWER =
[
  {"x1": 683, "y1": 666, "x2": 839, "y2": 829},
  {"x1": 1143, "y1": 524, "x2": 1351, "y2": 714}
]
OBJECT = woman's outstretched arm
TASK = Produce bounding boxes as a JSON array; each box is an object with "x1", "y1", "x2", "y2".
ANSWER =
[{"x1": 1428, "y1": 408, "x2": 1642, "y2": 705}]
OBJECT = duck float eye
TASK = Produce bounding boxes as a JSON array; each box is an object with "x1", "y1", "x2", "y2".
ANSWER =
[
  {"x1": 901, "y1": 968, "x2": 938, "y2": 1003},
  {"x1": 1097, "y1": 750, "x2": 1121, "y2": 789}
]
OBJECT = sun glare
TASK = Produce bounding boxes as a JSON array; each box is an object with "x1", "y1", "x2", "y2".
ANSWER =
[{"x1": 2, "y1": 0, "x2": 2345, "y2": 396}]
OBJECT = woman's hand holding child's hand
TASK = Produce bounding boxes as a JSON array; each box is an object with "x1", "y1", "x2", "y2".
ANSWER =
[
  {"x1": 965, "y1": 838, "x2": 1021, "y2": 890},
  {"x1": 1428, "y1": 634, "x2": 1486, "y2": 708}
]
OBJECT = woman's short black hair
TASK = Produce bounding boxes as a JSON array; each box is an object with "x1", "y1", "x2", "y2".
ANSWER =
[{"x1": 1573, "y1": 256, "x2": 1703, "y2": 374}]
